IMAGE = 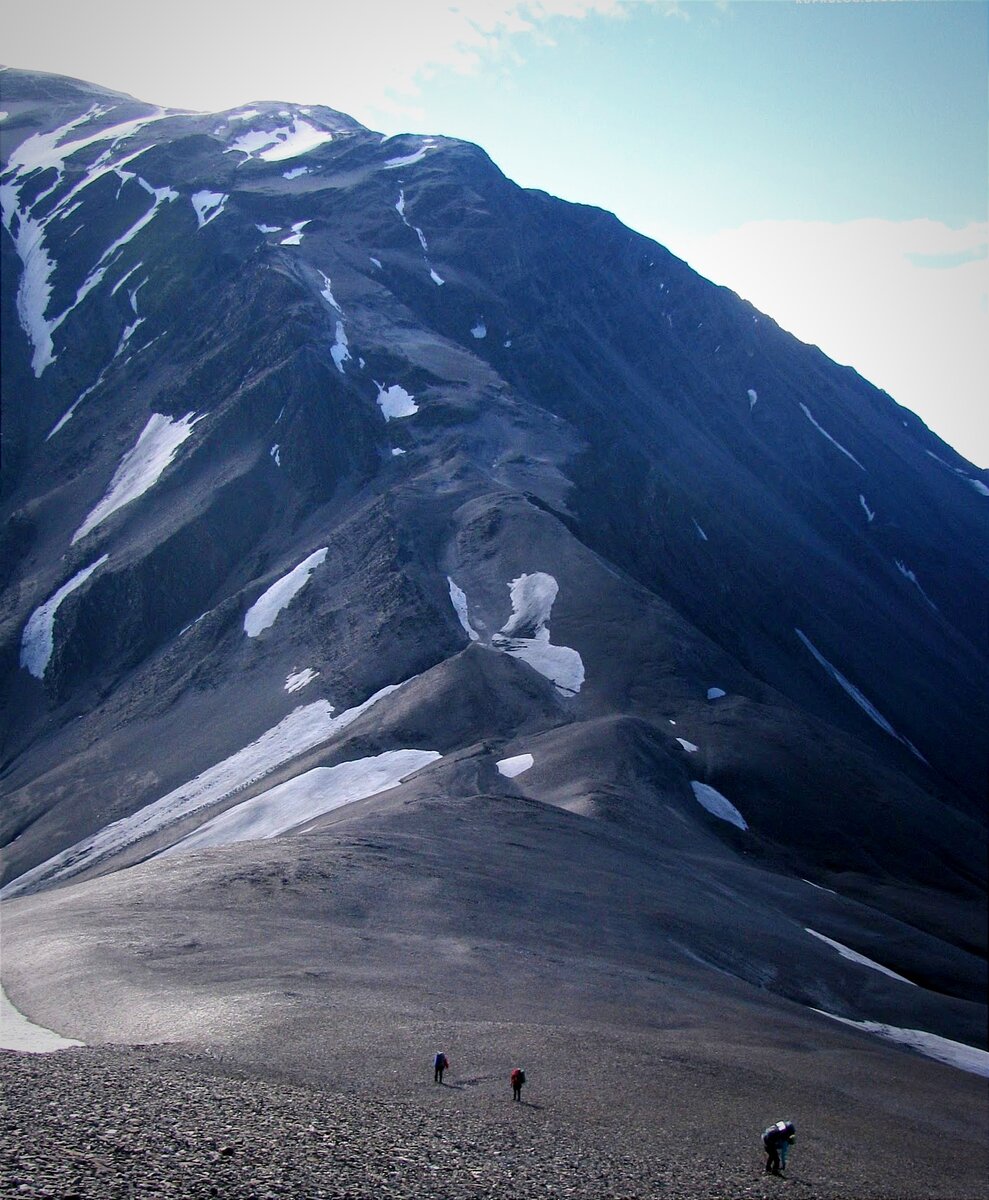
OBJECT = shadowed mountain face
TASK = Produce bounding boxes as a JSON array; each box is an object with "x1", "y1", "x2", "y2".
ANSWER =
[{"x1": 1, "y1": 68, "x2": 986, "y2": 1099}]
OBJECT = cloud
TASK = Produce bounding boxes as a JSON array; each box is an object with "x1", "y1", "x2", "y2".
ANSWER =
[
  {"x1": 2, "y1": 1, "x2": 662, "y2": 126},
  {"x1": 667, "y1": 218, "x2": 989, "y2": 466}
]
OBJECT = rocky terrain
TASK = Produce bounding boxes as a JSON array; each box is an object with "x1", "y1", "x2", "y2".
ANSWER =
[{"x1": 3, "y1": 1042, "x2": 986, "y2": 1200}]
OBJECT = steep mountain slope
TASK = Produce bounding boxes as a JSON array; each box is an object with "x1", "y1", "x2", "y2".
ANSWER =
[{"x1": 1, "y1": 68, "x2": 986, "y2": 1108}]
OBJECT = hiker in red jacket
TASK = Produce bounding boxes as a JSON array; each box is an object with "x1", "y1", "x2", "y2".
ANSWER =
[{"x1": 510, "y1": 1067, "x2": 525, "y2": 1101}]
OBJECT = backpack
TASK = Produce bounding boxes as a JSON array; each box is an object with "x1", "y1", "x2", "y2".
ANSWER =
[{"x1": 518, "y1": 1070, "x2": 526, "y2": 1085}]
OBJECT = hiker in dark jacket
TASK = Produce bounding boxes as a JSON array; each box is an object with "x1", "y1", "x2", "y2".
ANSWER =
[
  {"x1": 511, "y1": 1067, "x2": 525, "y2": 1101},
  {"x1": 433, "y1": 1052, "x2": 448, "y2": 1084},
  {"x1": 762, "y1": 1120, "x2": 796, "y2": 1174}
]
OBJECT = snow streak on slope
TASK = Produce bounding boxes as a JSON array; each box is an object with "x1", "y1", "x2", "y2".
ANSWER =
[
  {"x1": 799, "y1": 404, "x2": 865, "y2": 470},
  {"x1": 20, "y1": 555, "x2": 109, "y2": 679},
  {"x1": 331, "y1": 322, "x2": 351, "y2": 373},
  {"x1": 812, "y1": 1010, "x2": 989, "y2": 1078},
  {"x1": 795, "y1": 629, "x2": 926, "y2": 762},
  {"x1": 690, "y1": 781, "x2": 748, "y2": 830},
  {"x1": 73, "y1": 412, "x2": 202, "y2": 543},
  {"x1": 0, "y1": 682, "x2": 409, "y2": 898},
  {"x1": 805, "y1": 929, "x2": 916, "y2": 985},
  {"x1": 492, "y1": 573, "x2": 584, "y2": 696},
  {"x1": 447, "y1": 577, "x2": 480, "y2": 641},
  {"x1": 894, "y1": 561, "x2": 938, "y2": 611},
  {"x1": 226, "y1": 118, "x2": 333, "y2": 163},
  {"x1": 165, "y1": 750, "x2": 441, "y2": 852},
  {"x1": 1, "y1": 106, "x2": 169, "y2": 375},
  {"x1": 285, "y1": 668, "x2": 319, "y2": 693},
  {"x1": 244, "y1": 548, "x2": 328, "y2": 637},
  {"x1": 383, "y1": 139, "x2": 436, "y2": 169}
]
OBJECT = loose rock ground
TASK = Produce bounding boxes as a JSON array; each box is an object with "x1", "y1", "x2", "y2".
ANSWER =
[{"x1": 1, "y1": 1045, "x2": 980, "y2": 1199}]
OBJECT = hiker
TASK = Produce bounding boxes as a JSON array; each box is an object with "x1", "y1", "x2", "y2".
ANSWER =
[
  {"x1": 511, "y1": 1067, "x2": 525, "y2": 1101},
  {"x1": 762, "y1": 1120, "x2": 796, "y2": 1175},
  {"x1": 433, "y1": 1052, "x2": 449, "y2": 1083}
]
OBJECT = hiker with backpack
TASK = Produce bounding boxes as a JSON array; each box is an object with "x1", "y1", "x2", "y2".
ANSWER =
[
  {"x1": 762, "y1": 1120, "x2": 796, "y2": 1175},
  {"x1": 433, "y1": 1052, "x2": 449, "y2": 1084},
  {"x1": 510, "y1": 1067, "x2": 525, "y2": 1101}
]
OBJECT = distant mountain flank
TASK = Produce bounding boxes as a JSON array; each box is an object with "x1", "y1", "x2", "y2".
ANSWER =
[{"x1": 1, "y1": 68, "x2": 986, "y2": 1099}]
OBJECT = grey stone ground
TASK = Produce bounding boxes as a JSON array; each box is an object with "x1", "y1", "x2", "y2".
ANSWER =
[{"x1": 1, "y1": 1044, "x2": 983, "y2": 1200}]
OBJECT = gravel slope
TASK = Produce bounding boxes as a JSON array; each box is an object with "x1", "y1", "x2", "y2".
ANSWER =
[{"x1": 2, "y1": 1044, "x2": 984, "y2": 1200}]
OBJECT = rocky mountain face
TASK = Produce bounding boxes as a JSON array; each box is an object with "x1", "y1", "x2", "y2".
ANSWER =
[{"x1": 1, "y1": 67, "x2": 986, "y2": 1091}]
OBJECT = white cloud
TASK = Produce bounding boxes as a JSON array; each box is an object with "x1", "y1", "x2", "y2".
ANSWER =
[
  {"x1": 668, "y1": 219, "x2": 988, "y2": 467},
  {"x1": 2, "y1": 1, "x2": 658, "y2": 129}
]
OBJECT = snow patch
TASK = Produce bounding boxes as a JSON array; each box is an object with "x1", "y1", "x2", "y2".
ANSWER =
[
  {"x1": 191, "y1": 190, "x2": 227, "y2": 228},
  {"x1": 676, "y1": 738, "x2": 699, "y2": 753},
  {"x1": 795, "y1": 628, "x2": 926, "y2": 762},
  {"x1": 383, "y1": 139, "x2": 437, "y2": 169},
  {"x1": 859, "y1": 494, "x2": 875, "y2": 522},
  {"x1": 894, "y1": 560, "x2": 937, "y2": 611},
  {"x1": 370, "y1": 256, "x2": 382, "y2": 269},
  {"x1": 429, "y1": 268, "x2": 445, "y2": 286},
  {"x1": 491, "y1": 573, "x2": 584, "y2": 695},
  {"x1": 812, "y1": 1010, "x2": 989, "y2": 1078},
  {"x1": 471, "y1": 320, "x2": 487, "y2": 339},
  {"x1": 330, "y1": 321, "x2": 351, "y2": 373},
  {"x1": 690, "y1": 781, "x2": 747, "y2": 830},
  {"x1": 73, "y1": 412, "x2": 202, "y2": 543},
  {"x1": 166, "y1": 750, "x2": 441, "y2": 852},
  {"x1": 256, "y1": 223, "x2": 281, "y2": 233},
  {"x1": 282, "y1": 166, "x2": 310, "y2": 180},
  {"x1": 279, "y1": 220, "x2": 309, "y2": 245},
  {"x1": 799, "y1": 403, "x2": 866, "y2": 470},
  {"x1": 20, "y1": 555, "x2": 109, "y2": 679},
  {"x1": 318, "y1": 271, "x2": 342, "y2": 312},
  {"x1": 244, "y1": 548, "x2": 328, "y2": 637},
  {"x1": 968, "y1": 478, "x2": 989, "y2": 496},
  {"x1": 497, "y1": 753, "x2": 534, "y2": 779},
  {"x1": 805, "y1": 929, "x2": 915, "y2": 984},
  {"x1": 0, "y1": 681, "x2": 409, "y2": 898},
  {"x1": 0, "y1": 985, "x2": 83, "y2": 1053},
  {"x1": 692, "y1": 519, "x2": 708, "y2": 541},
  {"x1": 270, "y1": 444, "x2": 281, "y2": 467},
  {"x1": 706, "y1": 687, "x2": 726, "y2": 701},
  {"x1": 391, "y1": 447, "x2": 406, "y2": 457},
  {"x1": 227, "y1": 119, "x2": 333, "y2": 163},
  {"x1": 285, "y1": 668, "x2": 319, "y2": 693},
  {"x1": 447, "y1": 577, "x2": 480, "y2": 641},
  {"x1": 747, "y1": 388, "x2": 758, "y2": 410},
  {"x1": 376, "y1": 382, "x2": 418, "y2": 421}
]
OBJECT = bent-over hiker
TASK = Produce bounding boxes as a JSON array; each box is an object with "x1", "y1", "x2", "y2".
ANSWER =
[
  {"x1": 511, "y1": 1067, "x2": 525, "y2": 1101},
  {"x1": 433, "y1": 1052, "x2": 449, "y2": 1084},
  {"x1": 762, "y1": 1120, "x2": 796, "y2": 1175}
]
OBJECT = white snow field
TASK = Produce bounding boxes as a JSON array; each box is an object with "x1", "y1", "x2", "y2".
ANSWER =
[
  {"x1": 491, "y1": 573, "x2": 585, "y2": 696},
  {"x1": 0, "y1": 105, "x2": 170, "y2": 376},
  {"x1": 447, "y1": 577, "x2": 480, "y2": 641},
  {"x1": 72, "y1": 412, "x2": 202, "y2": 543},
  {"x1": 191, "y1": 190, "x2": 228, "y2": 228},
  {"x1": 0, "y1": 681, "x2": 409, "y2": 899},
  {"x1": 226, "y1": 118, "x2": 333, "y2": 163},
  {"x1": 375, "y1": 383, "x2": 418, "y2": 421},
  {"x1": 689, "y1": 782, "x2": 748, "y2": 830},
  {"x1": 383, "y1": 139, "x2": 436, "y2": 169},
  {"x1": 795, "y1": 628, "x2": 926, "y2": 762},
  {"x1": 285, "y1": 668, "x2": 319, "y2": 693},
  {"x1": 799, "y1": 403, "x2": 865, "y2": 470},
  {"x1": 812, "y1": 1010, "x2": 989, "y2": 1078},
  {"x1": 496, "y1": 753, "x2": 535, "y2": 778},
  {"x1": 331, "y1": 322, "x2": 351, "y2": 373},
  {"x1": 20, "y1": 555, "x2": 110, "y2": 679},
  {"x1": 0, "y1": 984, "x2": 83, "y2": 1053},
  {"x1": 165, "y1": 750, "x2": 441, "y2": 853},
  {"x1": 805, "y1": 929, "x2": 916, "y2": 985},
  {"x1": 244, "y1": 548, "x2": 328, "y2": 637},
  {"x1": 279, "y1": 220, "x2": 310, "y2": 246}
]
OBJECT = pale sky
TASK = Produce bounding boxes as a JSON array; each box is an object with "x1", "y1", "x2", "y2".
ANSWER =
[{"x1": 3, "y1": 0, "x2": 987, "y2": 464}]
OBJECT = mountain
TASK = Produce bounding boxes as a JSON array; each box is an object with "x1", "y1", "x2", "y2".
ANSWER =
[{"x1": 1, "y1": 67, "x2": 986, "y2": 1184}]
